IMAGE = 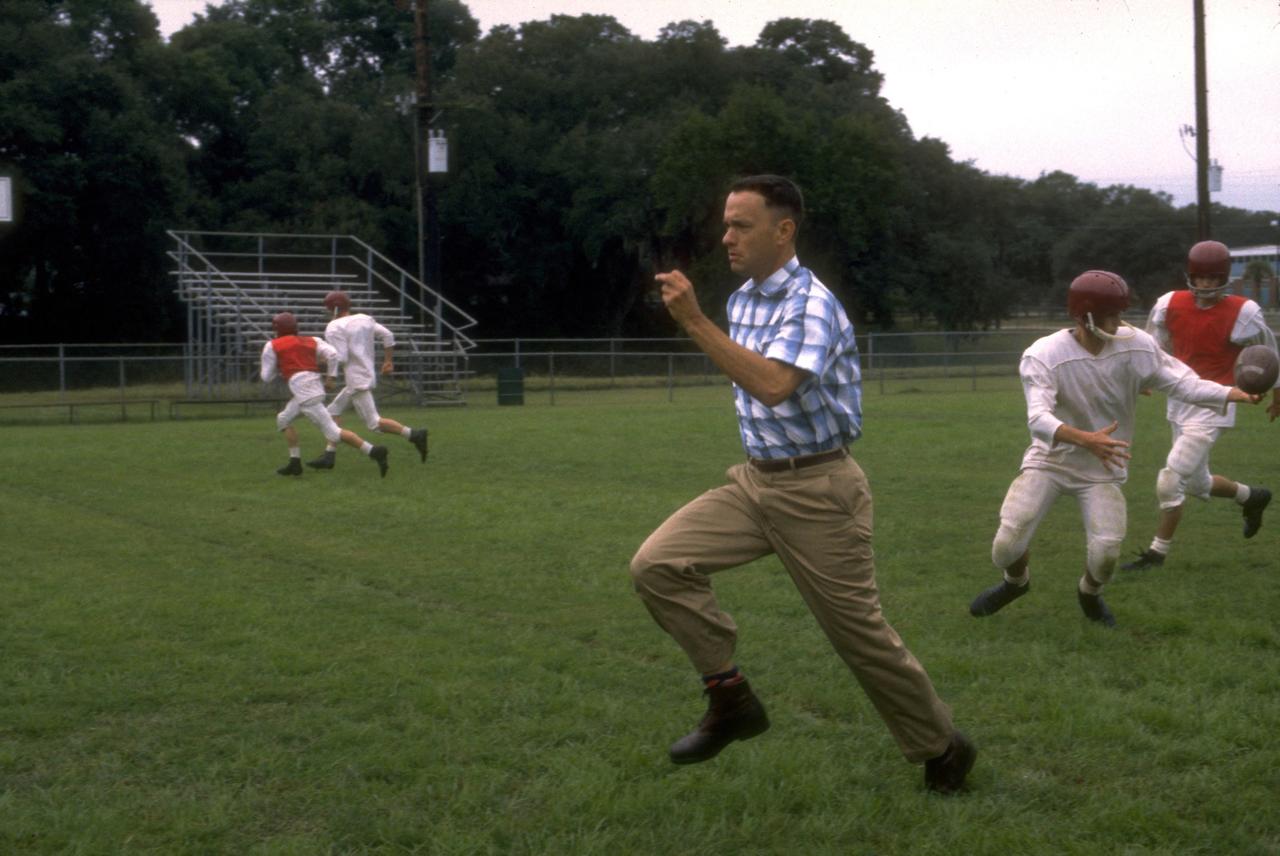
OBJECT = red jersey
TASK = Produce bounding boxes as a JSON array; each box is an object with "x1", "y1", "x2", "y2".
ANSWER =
[
  {"x1": 1165, "y1": 291, "x2": 1245, "y2": 385},
  {"x1": 270, "y1": 335, "x2": 320, "y2": 379}
]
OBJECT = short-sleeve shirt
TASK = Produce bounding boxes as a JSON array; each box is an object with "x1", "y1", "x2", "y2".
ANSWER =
[{"x1": 726, "y1": 257, "x2": 862, "y2": 459}]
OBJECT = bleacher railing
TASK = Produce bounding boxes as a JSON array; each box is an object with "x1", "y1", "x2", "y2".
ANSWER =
[{"x1": 167, "y1": 230, "x2": 477, "y2": 403}]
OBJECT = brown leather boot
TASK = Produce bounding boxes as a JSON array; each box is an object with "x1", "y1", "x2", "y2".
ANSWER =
[{"x1": 668, "y1": 679, "x2": 770, "y2": 765}]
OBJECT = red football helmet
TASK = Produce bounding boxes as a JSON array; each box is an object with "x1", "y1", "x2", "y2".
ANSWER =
[
  {"x1": 324, "y1": 290, "x2": 352, "y2": 316},
  {"x1": 1067, "y1": 271, "x2": 1134, "y2": 341},
  {"x1": 1185, "y1": 240, "x2": 1231, "y2": 302},
  {"x1": 272, "y1": 311, "x2": 298, "y2": 336}
]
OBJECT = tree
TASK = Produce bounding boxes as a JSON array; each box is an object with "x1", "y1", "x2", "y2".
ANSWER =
[{"x1": 0, "y1": 0, "x2": 188, "y2": 342}]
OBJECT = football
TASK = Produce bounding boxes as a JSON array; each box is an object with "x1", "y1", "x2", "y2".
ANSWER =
[{"x1": 1233, "y1": 344, "x2": 1280, "y2": 395}]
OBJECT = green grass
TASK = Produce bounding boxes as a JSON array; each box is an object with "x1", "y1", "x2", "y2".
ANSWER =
[{"x1": 2, "y1": 386, "x2": 1278, "y2": 854}]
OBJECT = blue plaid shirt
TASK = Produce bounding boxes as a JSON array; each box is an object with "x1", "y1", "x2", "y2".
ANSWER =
[{"x1": 726, "y1": 257, "x2": 863, "y2": 459}]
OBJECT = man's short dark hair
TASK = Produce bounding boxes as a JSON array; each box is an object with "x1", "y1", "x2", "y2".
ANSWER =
[{"x1": 729, "y1": 174, "x2": 805, "y2": 230}]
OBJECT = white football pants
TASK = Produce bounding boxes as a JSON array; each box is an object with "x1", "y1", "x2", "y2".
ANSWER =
[
  {"x1": 277, "y1": 394, "x2": 344, "y2": 443},
  {"x1": 992, "y1": 468, "x2": 1127, "y2": 585},
  {"x1": 1155, "y1": 423, "x2": 1221, "y2": 509},
  {"x1": 327, "y1": 386, "x2": 382, "y2": 431}
]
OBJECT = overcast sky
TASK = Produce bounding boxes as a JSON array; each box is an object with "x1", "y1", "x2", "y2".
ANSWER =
[{"x1": 150, "y1": 0, "x2": 1280, "y2": 214}]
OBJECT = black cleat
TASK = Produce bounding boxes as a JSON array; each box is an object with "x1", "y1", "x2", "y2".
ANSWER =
[
  {"x1": 669, "y1": 679, "x2": 770, "y2": 765},
  {"x1": 1077, "y1": 590, "x2": 1116, "y2": 628},
  {"x1": 1242, "y1": 487, "x2": 1271, "y2": 539},
  {"x1": 925, "y1": 730, "x2": 977, "y2": 795},
  {"x1": 370, "y1": 445, "x2": 389, "y2": 478},
  {"x1": 276, "y1": 458, "x2": 302, "y2": 476},
  {"x1": 410, "y1": 428, "x2": 429, "y2": 462},
  {"x1": 969, "y1": 579, "x2": 1029, "y2": 617},
  {"x1": 306, "y1": 451, "x2": 336, "y2": 470},
  {"x1": 1120, "y1": 549, "x2": 1165, "y2": 571}
]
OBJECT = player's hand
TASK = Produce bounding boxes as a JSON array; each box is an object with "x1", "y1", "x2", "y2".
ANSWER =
[
  {"x1": 324, "y1": 377, "x2": 336, "y2": 393},
  {"x1": 1267, "y1": 395, "x2": 1280, "y2": 422},
  {"x1": 1080, "y1": 421, "x2": 1131, "y2": 472},
  {"x1": 1227, "y1": 387, "x2": 1263, "y2": 405},
  {"x1": 654, "y1": 270, "x2": 704, "y2": 328},
  {"x1": 1139, "y1": 388, "x2": 1152, "y2": 397},
  {"x1": 381, "y1": 358, "x2": 394, "y2": 376}
]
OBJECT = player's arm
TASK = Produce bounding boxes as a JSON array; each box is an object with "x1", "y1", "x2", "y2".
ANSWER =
[
  {"x1": 1052, "y1": 422, "x2": 1131, "y2": 472},
  {"x1": 1229, "y1": 304, "x2": 1280, "y2": 421},
  {"x1": 656, "y1": 269, "x2": 806, "y2": 406},
  {"x1": 376, "y1": 323, "x2": 396, "y2": 375},
  {"x1": 315, "y1": 338, "x2": 339, "y2": 377},
  {"x1": 1145, "y1": 296, "x2": 1172, "y2": 352},
  {"x1": 323, "y1": 322, "x2": 345, "y2": 378},
  {"x1": 260, "y1": 342, "x2": 277, "y2": 383}
]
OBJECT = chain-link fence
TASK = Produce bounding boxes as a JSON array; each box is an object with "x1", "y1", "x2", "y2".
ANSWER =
[{"x1": 11, "y1": 317, "x2": 1270, "y2": 419}]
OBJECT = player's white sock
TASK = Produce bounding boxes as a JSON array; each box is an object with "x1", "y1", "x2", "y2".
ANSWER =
[
  {"x1": 288, "y1": 447, "x2": 301, "y2": 459},
  {"x1": 326, "y1": 443, "x2": 337, "y2": 452},
  {"x1": 400, "y1": 426, "x2": 412, "y2": 438},
  {"x1": 1235, "y1": 484, "x2": 1251, "y2": 504},
  {"x1": 360, "y1": 441, "x2": 373, "y2": 454},
  {"x1": 1149, "y1": 536, "x2": 1173, "y2": 556},
  {"x1": 1078, "y1": 574, "x2": 1101, "y2": 596},
  {"x1": 1004, "y1": 569, "x2": 1029, "y2": 587}
]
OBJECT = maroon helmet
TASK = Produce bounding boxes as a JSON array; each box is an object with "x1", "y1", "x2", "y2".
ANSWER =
[
  {"x1": 1067, "y1": 270, "x2": 1131, "y2": 321},
  {"x1": 272, "y1": 311, "x2": 298, "y2": 336},
  {"x1": 323, "y1": 290, "x2": 352, "y2": 316},
  {"x1": 1185, "y1": 240, "x2": 1231, "y2": 301}
]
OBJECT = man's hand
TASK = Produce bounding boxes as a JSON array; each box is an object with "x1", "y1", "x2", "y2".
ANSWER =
[
  {"x1": 1076, "y1": 421, "x2": 1132, "y2": 472},
  {"x1": 654, "y1": 270, "x2": 705, "y2": 329},
  {"x1": 1268, "y1": 390, "x2": 1280, "y2": 422},
  {"x1": 1227, "y1": 387, "x2": 1263, "y2": 406},
  {"x1": 381, "y1": 357, "x2": 394, "y2": 376},
  {"x1": 324, "y1": 376, "x2": 336, "y2": 393}
]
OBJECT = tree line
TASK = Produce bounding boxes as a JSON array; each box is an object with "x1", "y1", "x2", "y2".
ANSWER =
[{"x1": 1, "y1": 0, "x2": 1276, "y2": 343}]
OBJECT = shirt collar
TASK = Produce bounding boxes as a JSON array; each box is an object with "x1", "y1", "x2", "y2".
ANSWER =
[{"x1": 745, "y1": 256, "x2": 800, "y2": 297}]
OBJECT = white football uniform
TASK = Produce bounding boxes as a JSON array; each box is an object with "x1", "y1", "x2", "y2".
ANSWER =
[
  {"x1": 324, "y1": 313, "x2": 395, "y2": 391},
  {"x1": 324, "y1": 313, "x2": 396, "y2": 429},
  {"x1": 1147, "y1": 292, "x2": 1278, "y2": 430},
  {"x1": 1146, "y1": 293, "x2": 1278, "y2": 507},
  {"x1": 992, "y1": 327, "x2": 1231, "y2": 582},
  {"x1": 260, "y1": 337, "x2": 345, "y2": 443}
]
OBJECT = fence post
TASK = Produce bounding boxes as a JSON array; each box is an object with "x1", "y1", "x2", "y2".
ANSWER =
[
  {"x1": 668, "y1": 354, "x2": 675, "y2": 402},
  {"x1": 610, "y1": 338, "x2": 616, "y2": 388},
  {"x1": 971, "y1": 361, "x2": 978, "y2": 392},
  {"x1": 58, "y1": 344, "x2": 67, "y2": 400},
  {"x1": 119, "y1": 358, "x2": 126, "y2": 398},
  {"x1": 514, "y1": 339, "x2": 522, "y2": 369},
  {"x1": 549, "y1": 352, "x2": 556, "y2": 406}
]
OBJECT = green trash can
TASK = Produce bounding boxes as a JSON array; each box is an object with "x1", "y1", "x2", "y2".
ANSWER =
[{"x1": 497, "y1": 366, "x2": 525, "y2": 406}]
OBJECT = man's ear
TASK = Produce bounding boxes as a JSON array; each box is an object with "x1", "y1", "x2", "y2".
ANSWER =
[{"x1": 775, "y1": 217, "x2": 796, "y2": 245}]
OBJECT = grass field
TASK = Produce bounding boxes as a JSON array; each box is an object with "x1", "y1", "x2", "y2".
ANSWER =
[{"x1": 2, "y1": 384, "x2": 1278, "y2": 855}]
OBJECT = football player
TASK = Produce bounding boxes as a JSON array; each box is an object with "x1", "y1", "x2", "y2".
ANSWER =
[
  {"x1": 261, "y1": 312, "x2": 389, "y2": 477},
  {"x1": 1123, "y1": 241, "x2": 1280, "y2": 570},
  {"x1": 305, "y1": 291, "x2": 428, "y2": 470},
  {"x1": 969, "y1": 271, "x2": 1259, "y2": 627}
]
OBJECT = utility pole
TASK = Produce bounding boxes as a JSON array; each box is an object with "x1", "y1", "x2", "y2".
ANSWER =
[
  {"x1": 1193, "y1": 0, "x2": 1211, "y2": 240},
  {"x1": 411, "y1": 0, "x2": 443, "y2": 336}
]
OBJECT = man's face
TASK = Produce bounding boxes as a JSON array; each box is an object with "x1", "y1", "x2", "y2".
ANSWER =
[
  {"x1": 1190, "y1": 275, "x2": 1226, "y2": 306},
  {"x1": 722, "y1": 191, "x2": 788, "y2": 282},
  {"x1": 1092, "y1": 311, "x2": 1122, "y2": 336}
]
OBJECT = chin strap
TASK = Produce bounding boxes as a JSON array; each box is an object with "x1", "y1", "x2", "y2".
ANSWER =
[{"x1": 1085, "y1": 314, "x2": 1138, "y2": 341}]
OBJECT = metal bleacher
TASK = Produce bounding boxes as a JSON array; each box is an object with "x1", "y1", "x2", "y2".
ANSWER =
[{"x1": 168, "y1": 231, "x2": 477, "y2": 405}]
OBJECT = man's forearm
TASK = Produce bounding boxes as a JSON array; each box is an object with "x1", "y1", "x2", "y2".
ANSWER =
[{"x1": 682, "y1": 315, "x2": 798, "y2": 406}]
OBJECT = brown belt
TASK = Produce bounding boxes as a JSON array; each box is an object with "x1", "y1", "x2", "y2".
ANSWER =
[{"x1": 748, "y1": 447, "x2": 847, "y2": 473}]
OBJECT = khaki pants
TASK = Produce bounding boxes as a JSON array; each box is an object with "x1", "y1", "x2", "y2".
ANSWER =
[{"x1": 630, "y1": 455, "x2": 954, "y2": 762}]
